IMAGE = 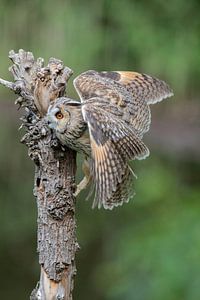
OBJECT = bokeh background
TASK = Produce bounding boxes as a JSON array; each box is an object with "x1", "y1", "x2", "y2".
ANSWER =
[{"x1": 0, "y1": 0, "x2": 200, "y2": 299}]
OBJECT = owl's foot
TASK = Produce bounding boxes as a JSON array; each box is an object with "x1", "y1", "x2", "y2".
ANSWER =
[
  {"x1": 74, "y1": 176, "x2": 90, "y2": 197},
  {"x1": 74, "y1": 159, "x2": 92, "y2": 197}
]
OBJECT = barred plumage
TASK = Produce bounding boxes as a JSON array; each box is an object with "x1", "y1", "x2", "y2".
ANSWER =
[{"x1": 47, "y1": 70, "x2": 173, "y2": 209}]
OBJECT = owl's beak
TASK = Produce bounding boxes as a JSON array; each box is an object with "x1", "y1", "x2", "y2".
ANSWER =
[{"x1": 46, "y1": 115, "x2": 54, "y2": 129}]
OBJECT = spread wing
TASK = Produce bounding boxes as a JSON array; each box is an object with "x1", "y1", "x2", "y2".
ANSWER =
[
  {"x1": 74, "y1": 70, "x2": 173, "y2": 138},
  {"x1": 73, "y1": 69, "x2": 173, "y2": 209},
  {"x1": 82, "y1": 100, "x2": 149, "y2": 209},
  {"x1": 101, "y1": 71, "x2": 173, "y2": 104}
]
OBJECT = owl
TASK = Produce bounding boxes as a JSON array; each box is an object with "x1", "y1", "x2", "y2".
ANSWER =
[{"x1": 47, "y1": 70, "x2": 173, "y2": 209}]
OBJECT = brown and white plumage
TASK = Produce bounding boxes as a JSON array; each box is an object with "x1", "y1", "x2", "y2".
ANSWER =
[{"x1": 47, "y1": 70, "x2": 173, "y2": 209}]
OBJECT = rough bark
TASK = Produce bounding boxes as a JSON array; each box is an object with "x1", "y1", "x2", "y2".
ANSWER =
[{"x1": 0, "y1": 49, "x2": 78, "y2": 300}]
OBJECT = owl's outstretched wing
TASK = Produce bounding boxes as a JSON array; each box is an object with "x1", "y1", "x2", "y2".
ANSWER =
[
  {"x1": 73, "y1": 70, "x2": 173, "y2": 208},
  {"x1": 74, "y1": 70, "x2": 173, "y2": 137},
  {"x1": 82, "y1": 99, "x2": 149, "y2": 209},
  {"x1": 99, "y1": 71, "x2": 173, "y2": 104}
]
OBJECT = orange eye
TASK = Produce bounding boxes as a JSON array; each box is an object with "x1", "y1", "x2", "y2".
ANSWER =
[{"x1": 55, "y1": 112, "x2": 64, "y2": 119}]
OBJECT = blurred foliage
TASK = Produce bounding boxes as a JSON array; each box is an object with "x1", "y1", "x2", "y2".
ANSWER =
[{"x1": 0, "y1": 0, "x2": 199, "y2": 299}]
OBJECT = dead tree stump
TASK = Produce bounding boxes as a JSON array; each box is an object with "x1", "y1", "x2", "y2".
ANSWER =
[{"x1": 0, "y1": 49, "x2": 79, "y2": 300}]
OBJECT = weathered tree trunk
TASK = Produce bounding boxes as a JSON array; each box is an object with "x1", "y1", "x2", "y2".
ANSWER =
[{"x1": 0, "y1": 49, "x2": 78, "y2": 300}]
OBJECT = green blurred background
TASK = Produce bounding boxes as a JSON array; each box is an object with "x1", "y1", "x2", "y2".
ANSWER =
[{"x1": 0, "y1": 0, "x2": 199, "y2": 299}]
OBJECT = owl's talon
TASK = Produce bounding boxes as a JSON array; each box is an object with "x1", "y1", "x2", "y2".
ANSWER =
[
  {"x1": 74, "y1": 175, "x2": 91, "y2": 197},
  {"x1": 73, "y1": 189, "x2": 80, "y2": 198}
]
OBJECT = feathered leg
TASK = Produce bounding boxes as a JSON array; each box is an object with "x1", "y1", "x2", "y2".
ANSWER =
[{"x1": 74, "y1": 158, "x2": 92, "y2": 197}]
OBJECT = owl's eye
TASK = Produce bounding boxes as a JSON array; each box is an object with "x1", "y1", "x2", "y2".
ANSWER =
[{"x1": 55, "y1": 111, "x2": 64, "y2": 119}]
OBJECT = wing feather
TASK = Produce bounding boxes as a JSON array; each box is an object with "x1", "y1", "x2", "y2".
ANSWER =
[
  {"x1": 73, "y1": 69, "x2": 173, "y2": 208},
  {"x1": 73, "y1": 70, "x2": 173, "y2": 137},
  {"x1": 100, "y1": 165, "x2": 135, "y2": 210},
  {"x1": 82, "y1": 101, "x2": 149, "y2": 209},
  {"x1": 98, "y1": 71, "x2": 174, "y2": 104}
]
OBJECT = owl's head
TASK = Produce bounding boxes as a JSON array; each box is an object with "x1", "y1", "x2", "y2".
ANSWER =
[{"x1": 47, "y1": 97, "x2": 81, "y2": 133}]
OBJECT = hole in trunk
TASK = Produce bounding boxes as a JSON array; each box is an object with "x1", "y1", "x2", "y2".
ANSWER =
[{"x1": 36, "y1": 177, "x2": 41, "y2": 187}]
